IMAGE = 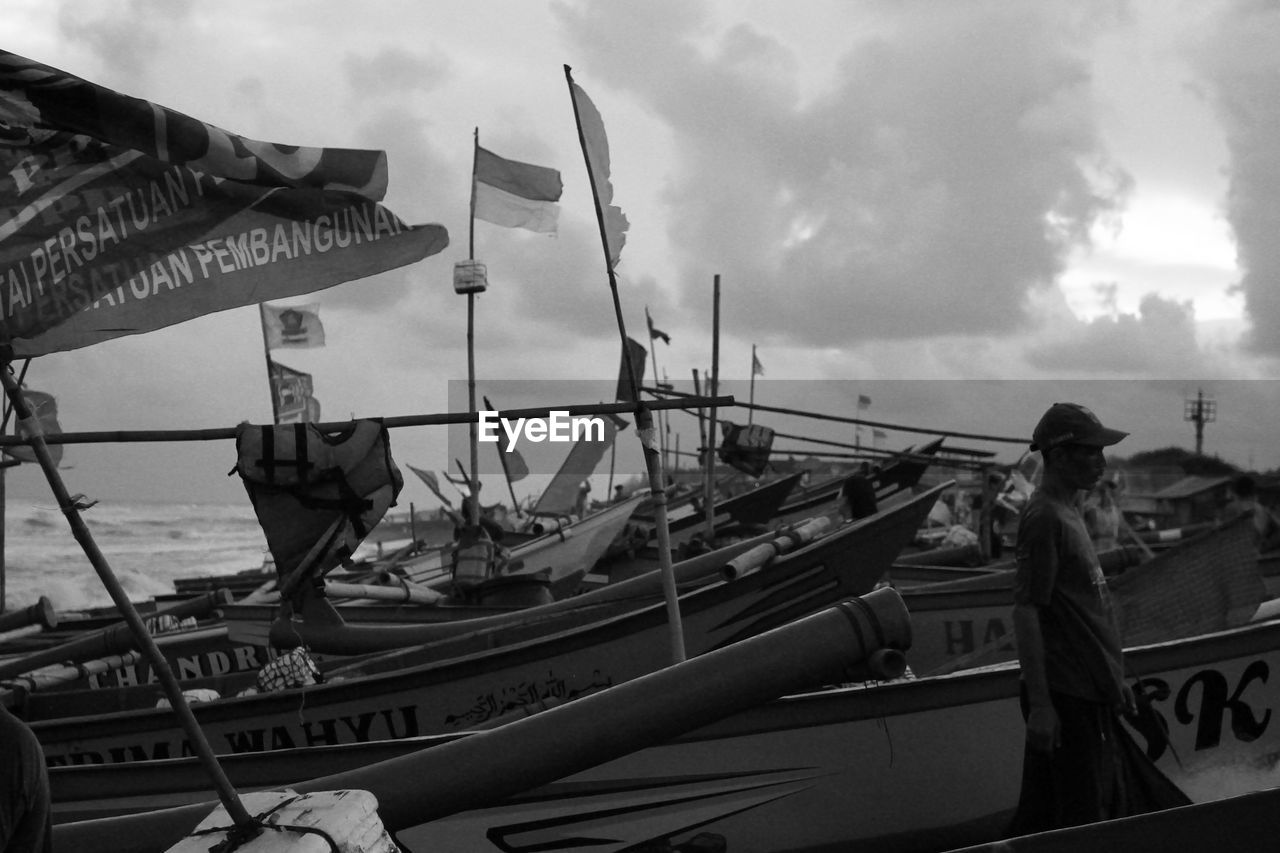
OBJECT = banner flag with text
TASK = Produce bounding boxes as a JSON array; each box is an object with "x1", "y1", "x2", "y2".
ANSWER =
[{"x1": 0, "y1": 50, "x2": 449, "y2": 356}]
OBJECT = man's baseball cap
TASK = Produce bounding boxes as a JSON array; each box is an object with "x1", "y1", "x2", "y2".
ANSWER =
[{"x1": 1029, "y1": 403, "x2": 1128, "y2": 452}]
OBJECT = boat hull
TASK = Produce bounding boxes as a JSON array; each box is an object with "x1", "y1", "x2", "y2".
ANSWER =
[
  {"x1": 901, "y1": 516, "x2": 1263, "y2": 677},
  {"x1": 48, "y1": 611, "x2": 1280, "y2": 852},
  {"x1": 51, "y1": 589, "x2": 913, "y2": 851}
]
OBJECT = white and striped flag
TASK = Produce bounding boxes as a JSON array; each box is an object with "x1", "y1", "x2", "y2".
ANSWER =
[{"x1": 473, "y1": 145, "x2": 563, "y2": 234}]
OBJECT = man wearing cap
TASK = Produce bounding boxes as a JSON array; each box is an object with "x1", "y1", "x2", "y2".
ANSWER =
[{"x1": 1008, "y1": 403, "x2": 1188, "y2": 834}]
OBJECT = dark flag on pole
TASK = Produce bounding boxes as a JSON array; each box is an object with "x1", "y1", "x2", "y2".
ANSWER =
[
  {"x1": 407, "y1": 464, "x2": 455, "y2": 509},
  {"x1": 0, "y1": 49, "x2": 449, "y2": 356},
  {"x1": 267, "y1": 359, "x2": 320, "y2": 425},
  {"x1": 616, "y1": 336, "x2": 648, "y2": 403},
  {"x1": 645, "y1": 308, "x2": 671, "y2": 345}
]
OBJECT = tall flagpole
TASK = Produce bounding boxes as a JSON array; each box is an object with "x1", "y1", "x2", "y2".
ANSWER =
[
  {"x1": 258, "y1": 304, "x2": 280, "y2": 424},
  {"x1": 565, "y1": 65, "x2": 685, "y2": 663},
  {"x1": 748, "y1": 344, "x2": 757, "y2": 427},
  {"x1": 484, "y1": 395, "x2": 523, "y2": 518},
  {"x1": 704, "y1": 275, "x2": 720, "y2": 543},
  {"x1": 464, "y1": 129, "x2": 481, "y2": 527},
  {"x1": 645, "y1": 308, "x2": 667, "y2": 469}
]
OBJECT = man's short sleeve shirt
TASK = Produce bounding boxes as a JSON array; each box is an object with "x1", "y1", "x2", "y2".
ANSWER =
[{"x1": 1014, "y1": 491, "x2": 1125, "y2": 704}]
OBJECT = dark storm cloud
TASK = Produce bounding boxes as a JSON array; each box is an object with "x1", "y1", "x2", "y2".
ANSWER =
[
  {"x1": 319, "y1": 104, "x2": 463, "y2": 316},
  {"x1": 1025, "y1": 292, "x2": 1203, "y2": 375},
  {"x1": 1192, "y1": 1, "x2": 1280, "y2": 357},
  {"x1": 555, "y1": 0, "x2": 1131, "y2": 348}
]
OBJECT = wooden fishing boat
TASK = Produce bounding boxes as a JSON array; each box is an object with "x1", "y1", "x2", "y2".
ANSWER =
[
  {"x1": 18, "y1": 485, "x2": 939, "y2": 764},
  {"x1": 393, "y1": 492, "x2": 645, "y2": 593},
  {"x1": 601, "y1": 443, "x2": 941, "y2": 584},
  {"x1": 2, "y1": 497, "x2": 886, "y2": 694},
  {"x1": 48, "y1": 587, "x2": 911, "y2": 849},
  {"x1": 362, "y1": 508, "x2": 453, "y2": 548},
  {"x1": 166, "y1": 492, "x2": 645, "y2": 607},
  {"x1": 46, "y1": 594, "x2": 1280, "y2": 853},
  {"x1": 767, "y1": 437, "x2": 945, "y2": 530},
  {"x1": 223, "y1": 512, "x2": 844, "y2": 653},
  {"x1": 946, "y1": 774, "x2": 1280, "y2": 852},
  {"x1": 627, "y1": 470, "x2": 805, "y2": 543},
  {"x1": 901, "y1": 514, "x2": 1263, "y2": 677}
]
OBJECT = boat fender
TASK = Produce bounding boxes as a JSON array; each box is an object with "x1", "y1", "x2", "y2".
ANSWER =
[{"x1": 165, "y1": 789, "x2": 399, "y2": 853}]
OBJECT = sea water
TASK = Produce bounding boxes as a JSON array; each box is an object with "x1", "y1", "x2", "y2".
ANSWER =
[{"x1": 1, "y1": 498, "x2": 272, "y2": 612}]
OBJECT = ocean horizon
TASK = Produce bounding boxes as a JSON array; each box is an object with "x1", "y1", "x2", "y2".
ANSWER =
[{"x1": 1, "y1": 498, "x2": 270, "y2": 612}]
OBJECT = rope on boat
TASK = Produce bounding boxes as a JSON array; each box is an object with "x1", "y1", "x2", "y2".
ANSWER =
[{"x1": 189, "y1": 795, "x2": 341, "y2": 852}]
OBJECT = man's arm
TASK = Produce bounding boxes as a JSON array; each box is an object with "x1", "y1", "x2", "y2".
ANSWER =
[{"x1": 1012, "y1": 601, "x2": 1059, "y2": 752}]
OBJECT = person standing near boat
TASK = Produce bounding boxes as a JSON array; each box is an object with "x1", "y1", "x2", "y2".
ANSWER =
[
  {"x1": 1008, "y1": 402, "x2": 1188, "y2": 835},
  {"x1": 838, "y1": 462, "x2": 878, "y2": 522},
  {"x1": 1223, "y1": 474, "x2": 1280, "y2": 552},
  {"x1": 1082, "y1": 471, "x2": 1123, "y2": 553},
  {"x1": 0, "y1": 704, "x2": 52, "y2": 852}
]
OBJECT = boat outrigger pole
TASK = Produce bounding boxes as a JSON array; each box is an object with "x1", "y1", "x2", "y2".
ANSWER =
[{"x1": 0, "y1": 359, "x2": 260, "y2": 838}]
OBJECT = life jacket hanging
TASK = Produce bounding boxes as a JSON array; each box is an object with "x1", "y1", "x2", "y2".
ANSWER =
[{"x1": 234, "y1": 419, "x2": 403, "y2": 590}]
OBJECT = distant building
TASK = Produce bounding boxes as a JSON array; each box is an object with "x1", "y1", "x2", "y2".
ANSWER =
[{"x1": 1123, "y1": 474, "x2": 1233, "y2": 527}]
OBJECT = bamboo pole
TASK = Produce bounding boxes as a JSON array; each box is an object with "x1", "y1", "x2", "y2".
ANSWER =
[
  {"x1": 703, "y1": 275, "x2": 721, "y2": 544},
  {"x1": 565, "y1": 64, "x2": 685, "y2": 663},
  {"x1": 0, "y1": 396, "x2": 730, "y2": 447},
  {"x1": 0, "y1": 359, "x2": 31, "y2": 614},
  {"x1": 0, "y1": 362, "x2": 258, "y2": 835},
  {"x1": 693, "y1": 368, "x2": 706, "y2": 466},
  {"x1": 645, "y1": 307, "x2": 668, "y2": 470},
  {"x1": 465, "y1": 129, "x2": 482, "y2": 528},
  {"x1": 257, "y1": 304, "x2": 281, "y2": 424},
  {"x1": 465, "y1": 291, "x2": 480, "y2": 527},
  {"x1": 484, "y1": 396, "x2": 523, "y2": 518}
]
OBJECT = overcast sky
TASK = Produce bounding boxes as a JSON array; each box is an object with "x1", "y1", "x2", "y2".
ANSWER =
[{"x1": 2, "y1": 0, "x2": 1279, "y2": 510}]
